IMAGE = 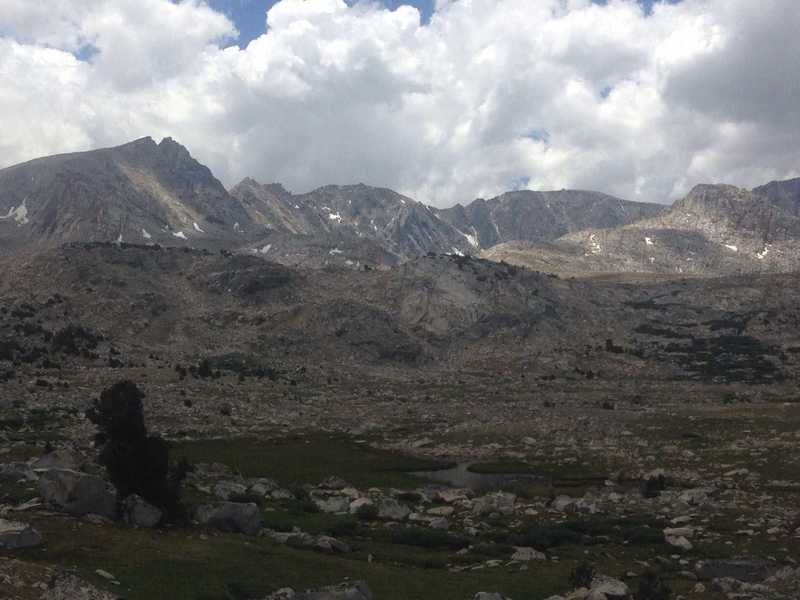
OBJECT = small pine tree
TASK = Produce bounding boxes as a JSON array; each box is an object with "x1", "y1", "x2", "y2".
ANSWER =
[{"x1": 86, "y1": 381, "x2": 190, "y2": 523}]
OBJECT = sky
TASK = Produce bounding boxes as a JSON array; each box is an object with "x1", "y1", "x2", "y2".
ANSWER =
[{"x1": 0, "y1": 0, "x2": 798, "y2": 207}]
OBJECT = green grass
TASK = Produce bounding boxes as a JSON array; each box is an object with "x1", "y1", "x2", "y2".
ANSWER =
[
  {"x1": 20, "y1": 514, "x2": 576, "y2": 600},
  {"x1": 171, "y1": 434, "x2": 453, "y2": 489},
  {"x1": 262, "y1": 506, "x2": 360, "y2": 537},
  {"x1": 0, "y1": 443, "x2": 44, "y2": 463},
  {"x1": 0, "y1": 478, "x2": 38, "y2": 503}
]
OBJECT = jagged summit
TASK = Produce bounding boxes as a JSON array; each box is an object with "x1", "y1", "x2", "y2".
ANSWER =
[{"x1": 0, "y1": 137, "x2": 253, "y2": 252}]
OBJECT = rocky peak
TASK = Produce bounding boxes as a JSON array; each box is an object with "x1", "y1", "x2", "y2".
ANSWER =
[
  {"x1": 157, "y1": 136, "x2": 194, "y2": 164},
  {"x1": 754, "y1": 176, "x2": 800, "y2": 217},
  {"x1": 232, "y1": 178, "x2": 292, "y2": 200},
  {"x1": 674, "y1": 184, "x2": 753, "y2": 212}
]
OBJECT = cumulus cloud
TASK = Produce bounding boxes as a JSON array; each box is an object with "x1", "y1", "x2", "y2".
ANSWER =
[{"x1": 0, "y1": 0, "x2": 798, "y2": 206}]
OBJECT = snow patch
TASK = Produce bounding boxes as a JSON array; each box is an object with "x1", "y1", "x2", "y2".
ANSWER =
[
  {"x1": 756, "y1": 244, "x2": 771, "y2": 260},
  {"x1": 259, "y1": 244, "x2": 272, "y2": 254},
  {"x1": 589, "y1": 233, "x2": 602, "y2": 255},
  {"x1": 724, "y1": 244, "x2": 738, "y2": 252},
  {"x1": 0, "y1": 198, "x2": 30, "y2": 225},
  {"x1": 115, "y1": 234, "x2": 123, "y2": 244},
  {"x1": 645, "y1": 237, "x2": 654, "y2": 246},
  {"x1": 329, "y1": 248, "x2": 343, "y2": 255},
  {"x1": 328, "y1": 212, "x2": 343, "y2": 223},
  {"x1": 193, "y1": 222, "x2": 205, "y2": 233},
  {"x1": 451, "y1": 247, "x2": 464, "y2": 257},
  {"x1": 172, "y1": 231, "x2": 187, "y2": 240},
  {"x1": 233, "y1": 222, "x2": 242, "y2": 233},
  {"x1": 141, "y1": 229, "x2": 152, "y2": 240},
  {"x1": 459, "y1": 228, "x2": 479, "y2": 248}
]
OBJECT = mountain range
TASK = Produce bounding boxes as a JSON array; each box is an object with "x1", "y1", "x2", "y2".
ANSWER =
[{"x1": 1, "y1": 137, "x2": 798, "y2": 276}]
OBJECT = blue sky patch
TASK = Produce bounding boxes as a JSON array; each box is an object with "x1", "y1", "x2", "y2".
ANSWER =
[{"x1": 209, "y1": 0, "x2": 435, "y2": 47}]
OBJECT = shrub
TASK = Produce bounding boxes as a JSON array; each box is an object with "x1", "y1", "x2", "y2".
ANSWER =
[
  {"x1": 640, "y1": 475, "x2": 668, "y2": 499},
  {"x1": 327, "y1": 516, "x2": 359, "y2": 537},
  {"x1": 86, "y1": 381, "x2": 191, "y2": 523},
  {"x1": 570, "y1": 562, "x2": 595, "y2": 588},
  {"x1": 637, "y1": 570, "x2": 672, "y2": 600},
  {"x1": 355, "y1": 502, "x2": 379, "y2": 521},
  {"x1": 229, "y1": 492, "x2": 265, "y2": 507},
  {"x1": 51, "y1": 324, "x2": 101, "y2": 355},
  {"x1": 389, "y1": 527, "x2": 469, "y2": 550},
  {"x1": 518, "y1": 524, "x2": 582, "y2": 548}
]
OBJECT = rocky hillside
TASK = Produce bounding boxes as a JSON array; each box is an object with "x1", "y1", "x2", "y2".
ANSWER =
[
  {"x1": 434, "y1": 190, "x2": 664, "y2": 249},
  {"x1": 0, "y1": 137, "x2": 254, "y2": 253},
  {"x1": 484, "y1": 183, "x2": 800, "y2": 276},
  {"x1": 1, "y1": 243, "x2": 797, "y2": 384}
]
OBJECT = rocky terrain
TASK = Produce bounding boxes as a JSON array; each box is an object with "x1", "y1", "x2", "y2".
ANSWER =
[
  {"x1": 0, "y1": 241, "x2": 799, "y2": 598},
  {"x1": 1, "y1": 138, "x2": 799, "y2": 600}
]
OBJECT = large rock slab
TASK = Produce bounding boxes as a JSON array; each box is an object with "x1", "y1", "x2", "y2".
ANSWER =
[
  {"x1": 0, "y1": 518, "x2": 43, "y2": 550},
  {"x1": 472, "y1": 492, "x2": 516, "y2": 516},
  {"x1": 37, "y1": 468, "x2": 117, "y2": 519},
  {"x1": 195, "y1": 501, "x2": 262, "y2": 535},
  {"x1": 42, "y1": 572, "x2": 121, "y2": 600},
  {"x1": 263, "y1": 581, "x2": 372, "y2": 599},
  {"x1": 31, "y1": 448, "x2": 86, "y2": 471},
  {"x1": 121, "y1": 494, "x2": 162, "y2": 528},
  {"x1": 695, "y1": 559, "x2": 770, "y2": 583},
  {"x1": 377, "y1": 498, "x2": 411, "y2": 521},
  {"x1": 313, "y1": 495, "x2": 351, "y2": 514},
  {"x1": 587, "y1": 576, "x2": 630, "y2": 600}
]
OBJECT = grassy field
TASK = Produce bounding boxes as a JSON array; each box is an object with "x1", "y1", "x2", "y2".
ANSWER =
[{"x1": 171, "y1": 433, "x2": 453, "y2": 489}]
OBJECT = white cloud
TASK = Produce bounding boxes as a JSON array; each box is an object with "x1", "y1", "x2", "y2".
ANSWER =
[{"x1": 0, "y1": 0, "x2": 798, "y2": 207}]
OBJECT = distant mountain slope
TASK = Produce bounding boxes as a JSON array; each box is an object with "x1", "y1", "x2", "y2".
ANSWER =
[
  {"x1": 753, "y1": 177, "x2": 800, "y2": 217},
  {"x1": 231, "y1": 180, "x2": 474, "y2": 263},
  {"x1": 0, "y1": 137, "x2": 253, "y2": 252},
  {"x1": 483, "y1": 184, "x2": 800, "y2": 276},
  {"x1": 434, "y1": 189, "x2": 664, "y2": 249}
]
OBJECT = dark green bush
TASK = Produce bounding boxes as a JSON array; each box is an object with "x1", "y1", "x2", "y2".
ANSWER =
[
  {"x1": 641, "y1": 475, "x2": 668, "y2": 498},
  {"x1": 637, "y1": 570, "x2": 672, "y2": 600},
  {"x1": 389, "y1": 527, "x2": 469, "y2": 550},
  {"x1": 355, "y1": 502, "x2": 379, "y2": 521},
  {"x1": 570, "y1": 562, "x2": 595, "y2": 588}
]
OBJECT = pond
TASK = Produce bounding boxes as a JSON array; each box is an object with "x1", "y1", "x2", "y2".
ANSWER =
[{"x1": 411, "y1": 462, "x2": 544, "y2": 490}]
